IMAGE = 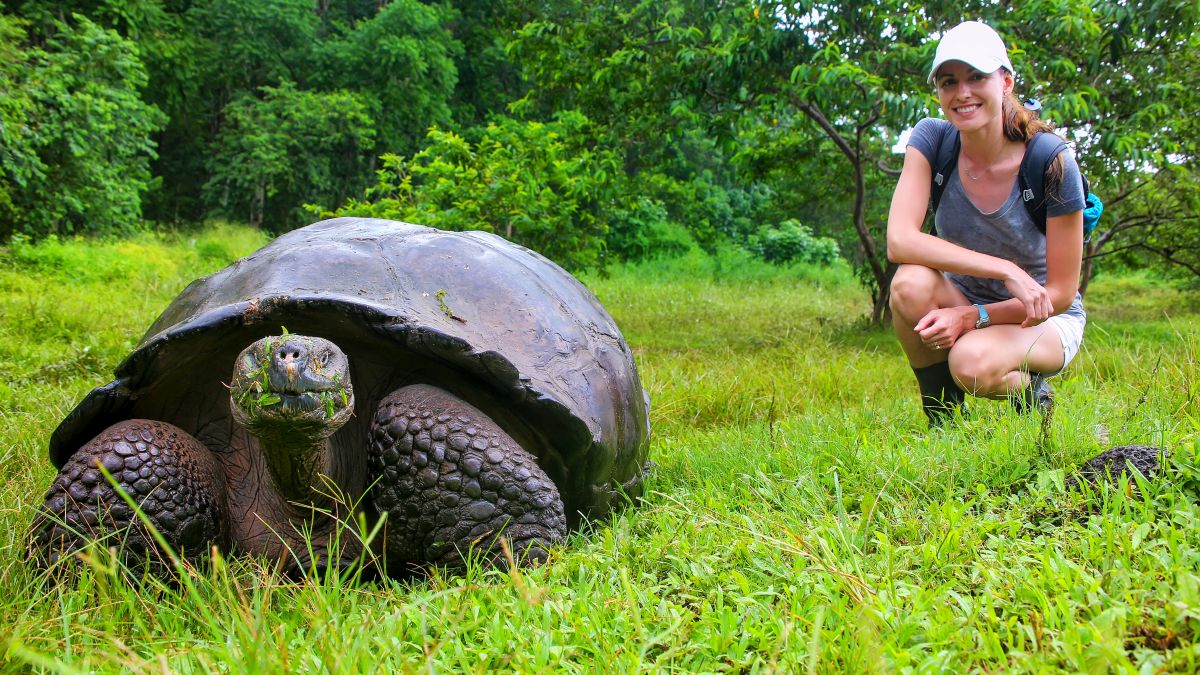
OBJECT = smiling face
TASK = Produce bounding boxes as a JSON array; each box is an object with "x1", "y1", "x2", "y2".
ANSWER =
[{"x1": 934, "y1": 61, "x2": 1013, "y2": 135}]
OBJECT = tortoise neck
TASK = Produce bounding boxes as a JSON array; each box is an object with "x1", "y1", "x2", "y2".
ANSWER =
[{"x1": 250, "y1": 423, "x2": 337, "y2": 504}]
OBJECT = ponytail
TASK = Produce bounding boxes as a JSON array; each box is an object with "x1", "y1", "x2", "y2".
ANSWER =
[{"x1": 1002, "y1": 90, "x2": 1065, "y2": 194}]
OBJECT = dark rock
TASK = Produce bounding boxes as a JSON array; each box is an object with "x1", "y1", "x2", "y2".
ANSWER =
[{"x1": 1068, "y1": 445, "x2": 1167, "y2": 490}]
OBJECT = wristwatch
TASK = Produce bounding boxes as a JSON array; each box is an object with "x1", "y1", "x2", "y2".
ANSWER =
[{"x1": 973, "y1": 303, "x2": 990, "y2": 329}]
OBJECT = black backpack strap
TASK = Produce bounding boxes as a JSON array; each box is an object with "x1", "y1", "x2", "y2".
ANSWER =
[
  {"x1": 929, "y1": 123, "x2": 960, "y2": 217},
  {"x1": 1019, "y1": 131, "x2": 1069, "y2": 233}
]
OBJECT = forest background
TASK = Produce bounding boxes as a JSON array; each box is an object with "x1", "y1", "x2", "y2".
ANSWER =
[
  {"x1": 3, "y1": 2, "x2": 1200, "y2": 670},
  {"x1": 2, "y1": 0, "x2": 1199, "y2": 323}
]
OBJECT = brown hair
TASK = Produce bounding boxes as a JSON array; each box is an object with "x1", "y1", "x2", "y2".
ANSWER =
[{"x1": 1001, "y1": 90, "x2": 1065, "y2": 194}]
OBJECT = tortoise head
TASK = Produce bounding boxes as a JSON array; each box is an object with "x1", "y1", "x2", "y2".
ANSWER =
[{"x1": 230, "y1": 334, "x2": 355, "y2": 438}]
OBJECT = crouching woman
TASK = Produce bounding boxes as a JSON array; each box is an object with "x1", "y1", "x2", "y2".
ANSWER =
[{"x1": 885, "y1": 21, "x2": 1087, "y2": 427}]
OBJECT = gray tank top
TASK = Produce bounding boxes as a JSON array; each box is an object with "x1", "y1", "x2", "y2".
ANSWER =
[{"x1": 908, "y1": 117, "x2": 1086, "y2": 319}]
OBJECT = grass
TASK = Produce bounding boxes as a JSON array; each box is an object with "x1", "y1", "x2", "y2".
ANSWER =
[{"x1": 1, "y1": 225, "x2": 1198, "y2": 672}]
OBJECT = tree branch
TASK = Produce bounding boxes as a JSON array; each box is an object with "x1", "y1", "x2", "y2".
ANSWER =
[
  {"x1": 789, "y1": 95, "x2": 858, "y2": 164},
  {"x1": 1086, "y1": 241, "x2": 1150, "y2": 259},
  {"x1": 876, "y1": 159, "x2": 901, "y2": 177},
  {"x1": 1136, "y1": 244, "x2": 1200, "y2": 277}
]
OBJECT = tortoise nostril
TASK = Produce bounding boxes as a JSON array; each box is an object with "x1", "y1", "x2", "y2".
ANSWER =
[{"x1": 272, "y1": 342, "x2": 309, "y2": 367}]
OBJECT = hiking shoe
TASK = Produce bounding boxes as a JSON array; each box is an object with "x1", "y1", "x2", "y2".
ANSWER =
[
  {"x1": 914, "y1": 362, "x2": 967, "y2": 428},
  {"x1": 1012, "y1": 372, "x2": 1053, "y2": 415}
]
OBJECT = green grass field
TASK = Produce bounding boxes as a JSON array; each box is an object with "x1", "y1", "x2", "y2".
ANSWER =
[{"x1": 1, "y1": 225, "x2": 1198, "y2": 672}]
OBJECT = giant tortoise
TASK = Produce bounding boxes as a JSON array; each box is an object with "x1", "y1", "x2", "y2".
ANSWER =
[{"x1": 31, "y1": 218, "x2": 651, "y2": 575}]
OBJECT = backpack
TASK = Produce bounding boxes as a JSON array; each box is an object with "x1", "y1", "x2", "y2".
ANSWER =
[{"x1": 928, "y1": 123, "x2": 1103, "y2": 241}]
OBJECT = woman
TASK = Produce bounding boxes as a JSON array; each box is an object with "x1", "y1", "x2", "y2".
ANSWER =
[{"x1": 886, "y1": 21, "x2": 1087, "y2": 427}]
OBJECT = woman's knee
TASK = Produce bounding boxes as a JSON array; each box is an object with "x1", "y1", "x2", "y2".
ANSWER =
[
  {"x1": 889, "y1": 265, "x2": 941, "y2": 314},
  {"x1": 948, "y1": 340, "x2": 1004, "y2": 393}
]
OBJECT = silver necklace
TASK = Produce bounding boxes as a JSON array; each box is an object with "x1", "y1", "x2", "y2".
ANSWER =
[{"x1": 964, "y1": 166, "x2": 979, "y2": 181}]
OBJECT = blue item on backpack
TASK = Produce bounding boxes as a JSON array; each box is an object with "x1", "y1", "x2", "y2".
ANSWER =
[{"x1": 1082, "y1": 192, "x2": 1103, "y2": 242}]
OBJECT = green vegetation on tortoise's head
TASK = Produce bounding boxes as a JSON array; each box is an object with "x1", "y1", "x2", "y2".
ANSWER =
[{"x1": 229, "y1": 334, "x2": 354, "y2": 438}]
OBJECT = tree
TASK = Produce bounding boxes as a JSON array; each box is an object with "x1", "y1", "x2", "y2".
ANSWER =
[
  {"x1": 773, "y1": 3, "x2": 932, "y2": 322},
  {"x1": 1080, "y1": 164, "x2": 1200, "y2": 291},
  {"x1": 311, "y1": 0, "x2": 459, "y2": 156},
  {"x1": 321, "y1": 112, "x2": 620, "y2": 270},
  {"x1": 205, "y1": 83, "x2": 375, "y2": 228},
  {"x1": 442, "y1": 0, "x2": 531, "y2": 125},
  {"x1": 509, "y1": 1, "x2": 930, "y2": 320},
  {"x1": 99, "y1": 0, "x2": 460, "y2": 226},
  {"x1": 1005, "y1": 0, "x2": 1200, "y2": 290},
  {"x1": 0, "y1": 14, "x2": 37, "y2": 233},
  {"x1": 0, "y1": 12, "x2": 165, "y2": 238}
]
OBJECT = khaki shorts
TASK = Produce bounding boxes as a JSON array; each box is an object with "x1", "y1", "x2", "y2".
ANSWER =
[{"x1": 1045, "y1": 312, "x2": 1086, "y2": 374}]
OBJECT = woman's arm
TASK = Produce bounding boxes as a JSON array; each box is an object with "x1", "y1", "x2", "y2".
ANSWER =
[
  {"x1": 885, "y1": 146, "x2": 939, "y2": 262},
  {"x1": 886, "y1": 146, "x2": 1053, "y2": 325},
  {"x1": 1043, "y1": 209, "x2": 1084, "y2": 313},
  {"x1": 918, "y1": 211, "x2": 1081, "y2": 344},
  {"x1": 959, "y1": 207, "x2": 1082, "y2": 326}
]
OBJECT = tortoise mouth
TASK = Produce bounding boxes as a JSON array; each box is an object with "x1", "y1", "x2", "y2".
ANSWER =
[
  {"x1": 254, "y1": 389, "x2": 352, "y2": 418},
  {"x1": 231, "y1": 381, "x2": 354, "y2": 421}
]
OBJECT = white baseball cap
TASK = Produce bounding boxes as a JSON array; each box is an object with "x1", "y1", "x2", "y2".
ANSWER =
[{"x1": 927, "y1": 21, "x2": 1014, "y2": 83}]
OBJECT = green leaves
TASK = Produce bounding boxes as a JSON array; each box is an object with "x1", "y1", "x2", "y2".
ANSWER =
[
  {"x1": 1001, "y1": 0, "x2": 1200, "y2": 282},
  {"x1": 323, "y1": 112, "x2": 617, "y2": 270},
  {"x1": 204, "y1": 83, "x2": 375, "y2": 227},
  {"x1": 4, "y1": 0, "x2": 1199, "y2": 289},
  {"x1": 310, "y1": 0, "x2": 458, "y2": 155},
  {"x1": 0, "y1": 14, "x2": 165, "y2": 239}
]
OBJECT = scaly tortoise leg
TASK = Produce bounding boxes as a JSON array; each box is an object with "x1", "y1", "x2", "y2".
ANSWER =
[
  {"x1": 368, "y1": 384, "x2": 567, "y2": 571},
  {"x1": 30, "y1": 420, "x2": 229, "y2": 574}
]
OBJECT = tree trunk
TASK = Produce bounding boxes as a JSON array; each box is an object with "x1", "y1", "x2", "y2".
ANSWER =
[
  {"x1": 851, "y1": 163, "x2": 891, "y2": 326},
  {"x1": 872, "y1": 262, "x2": 897, "y2": 324},
  {"x1": 251, "y1": 184, "x2": 265, "y2": 228},
  {"x1": 1080, "y1": 226, "x2": 1119, "y2": 298},
  {"x1": 791, "y1": 97, "x2": 893, "y2": 326},
  {"x1": 1079, "y1": 242, "x2": 1097, "y2": 298}
]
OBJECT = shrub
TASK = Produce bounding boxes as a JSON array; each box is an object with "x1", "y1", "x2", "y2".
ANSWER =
[
  {"x1": 316, "y1": 111, "x2": 619, "y2": 271},
  {"x1": 753, "y1": 219, "x2": 840, "y2": 266},
  {"x1": 606, "y1": 197, "x2": 695, "y2": 262}
]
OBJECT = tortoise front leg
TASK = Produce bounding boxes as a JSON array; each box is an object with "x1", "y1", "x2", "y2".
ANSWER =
[
  {"x1": 368, "y1": 384, "x2": 567, "y2": 572},
  {"x1": 30, "y1": 420, "x2": 229, "y2": 574}
]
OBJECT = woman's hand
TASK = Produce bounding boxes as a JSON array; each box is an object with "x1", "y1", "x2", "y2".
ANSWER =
[
  {"x1": 915, "y1": 306, "x2": 973, "y2": 351},
  {"x1": 1001, "y1": 265, "x2": 1053, "y2": 327}
]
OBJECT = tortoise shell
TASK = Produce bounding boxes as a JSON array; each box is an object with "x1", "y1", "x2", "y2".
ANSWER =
[{"x1": 49, "y1": 218, "x2": 650, "y2": 523}]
